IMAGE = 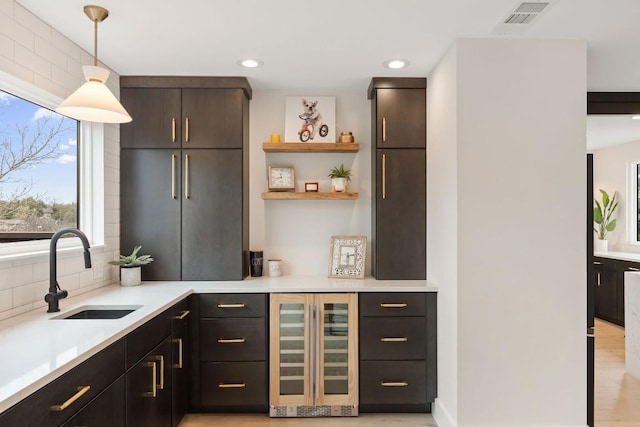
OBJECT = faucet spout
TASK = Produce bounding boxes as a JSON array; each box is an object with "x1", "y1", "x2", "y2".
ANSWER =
[{"x1": 46, "y1": 228, "x2": 92, "y2": 313}]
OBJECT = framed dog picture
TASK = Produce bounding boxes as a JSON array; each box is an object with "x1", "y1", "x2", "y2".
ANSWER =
[
  {"x1": 284, "y1": 96, "x2": 336, "y2": 143},
  {"x1": 328, "y1": 235, "x2": 366, "y2": 279}
]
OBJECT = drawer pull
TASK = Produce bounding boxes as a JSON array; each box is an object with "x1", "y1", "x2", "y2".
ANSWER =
[
  {"x1": 380, "y1": 337, "x2": 408, "y2": 342},
  {"x1": 142, "y1": 361, "x2": 157, "y2": 398},
  {"x1": 218, "y1": 338, "x2": 246, "y2": 344},
  {"x1": 381, "y1": 381, "x2": 409, "y2": 387},
  {"x1": 628, "y1": 267, "x2": 640, "y2": 271},
  {"x1": 171, "y1": 310, "x2": 190, "y2": 320},
  {"x1": 217, "y1": 303, "x2": 246, "y2": 308},
  {"x1": 50, "y1": 385, "x2": 91, "y2": 411},
  {"x1": 172, "y1": 338, "x2": 184, "y2": 368},
  {"x1": 218, "y1": 383, "x2": 246, "y2": 389},
  {"x1": 593, "y1": 261, "x2": 602, "y2": 265},
  {"x1": 380, "y1": 303, "x2": 408, "y2": 308},
  {"x1": 153, "y1": 355, "x2": 165, "y2": 390}
]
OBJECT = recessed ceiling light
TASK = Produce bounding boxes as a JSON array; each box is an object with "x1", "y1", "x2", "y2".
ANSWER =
[
  {"x1": 632, "y1": 115, "x2": 640, "y2": 120},
  {"x1": 383, "y1": 59, "x2": 409, "y2": 69},
  {"x1": 238, "y1": 59, "x2": 263, "y2": 68}
]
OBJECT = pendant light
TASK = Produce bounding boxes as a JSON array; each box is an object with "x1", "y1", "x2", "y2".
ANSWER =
[{"x1": 56, "y1": 5, "x2": 132, "y2": 123}]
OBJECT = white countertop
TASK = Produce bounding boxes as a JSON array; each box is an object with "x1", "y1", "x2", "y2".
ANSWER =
[
  {"x1": 594, "y1": 250, "x2": 640, "y2": 262},
  {"x1": 0, "y1": 277, "x2": 436, "y2": 413}
]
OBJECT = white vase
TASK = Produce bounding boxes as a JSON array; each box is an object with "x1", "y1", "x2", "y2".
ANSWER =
[
  {"x1": 594, "y1": 239, "x2": 608, "y2": 253},
  {"x1": 331, "y1": 177, "x2": 347, "y2": 193},
  {"x1": 120, "y1": 267, "x2": 141, "y2": 287}
]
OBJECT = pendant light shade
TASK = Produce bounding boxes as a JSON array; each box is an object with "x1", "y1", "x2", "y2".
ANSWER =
[{"x1": 56, "y1": 5, "x2": 132, "y2": 123}]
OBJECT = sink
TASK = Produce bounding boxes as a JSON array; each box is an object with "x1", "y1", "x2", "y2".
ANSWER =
[{"x1": 52, "y1": 305, "x2": 142, "y2": 320}]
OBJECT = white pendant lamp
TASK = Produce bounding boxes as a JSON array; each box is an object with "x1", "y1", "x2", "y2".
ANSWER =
[{"x1": 56, "y1": 5, "x2": 132, "y2": 123}]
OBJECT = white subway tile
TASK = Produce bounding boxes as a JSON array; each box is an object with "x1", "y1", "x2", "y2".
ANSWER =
[
  {"x1": 35, "y1": 37, "x2": 66, "y2": 69},
  {"x1": 57, "y1": 273, "x2": 80, "y2": 292},
  {"x1": 0, "y1": 32, "x2": 13, "y2": 58},
  {"x1": 0, "y1": 264, "x2": 33, "y2": 291},
  {"x1": 12, "y1": 281, "x2": 44, "y2": 307},
  {"x1": 0, "y1": 289, "x2": 12, "y2": 312},
  {"x1": 51, "y1": 29, "x2": 81, "y2": 62},
  {"x1": 32, "y1": 261, "x2": 49, "y2": 282},
  {"x1": 33, "y1": 74, "x2": 66, "y2": 99},
  {"x1": 0, "y1": 0, "x2": 14, "y2": 18},
  {"x1": 15, "y1": 43, "x2": 51, "y2": 78},
  {"x1": 14, "y1": 4, "x2": 51, "y2": 43},
  {"x1": 0, "y1": 54, "x2": 34, "y2": 83},
  {"x1": 0, "y1": 10, "x2": 33, "y2": 50}
]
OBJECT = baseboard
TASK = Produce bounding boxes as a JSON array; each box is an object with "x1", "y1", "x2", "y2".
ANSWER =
[{"x1": 432, "y1": 398, "x2": 456, "y2": 427}]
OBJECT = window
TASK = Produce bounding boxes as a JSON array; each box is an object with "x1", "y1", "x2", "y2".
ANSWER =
[{"x1": 0, "y1": 89, "x2": 79, "y2": 242}]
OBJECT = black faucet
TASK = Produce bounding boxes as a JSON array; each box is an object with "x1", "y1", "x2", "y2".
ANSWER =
[{"x1": 45, "y1": 228, "x2": 92, "y2": 313}]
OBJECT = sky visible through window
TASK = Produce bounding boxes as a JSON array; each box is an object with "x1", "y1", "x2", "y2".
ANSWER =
[{"x1": 0, "y1": 89, "x2": 78, "y2": 235}]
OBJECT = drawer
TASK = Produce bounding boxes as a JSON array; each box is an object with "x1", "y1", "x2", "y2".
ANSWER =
[
  {"x1": 0, "y1": 339, "x2": 125, "y2": 427},
  {"x1": 360, "y1": 317, "x2": 426, "y2": 360},
  {"x1": 359, "y1": 361, "x2": 426, "y2": 405},
  {"x1": 200, "y1": 318, "x2": 266, "y2": 361},
  {"x1": 359, "y1": 292, "x2": 426, "y2": 317},
  {"x1": 201, "y1": 362, "x2": 267, "y2": 406},
  {"x1": 200, "y1": 293, "x2": 267, "y2": 318},
  {"x1": 126, "y1": 306, "x2": 172, "y2": 369}
]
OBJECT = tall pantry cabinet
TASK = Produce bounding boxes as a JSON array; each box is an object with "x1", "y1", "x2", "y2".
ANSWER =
[
  {"x1": 119, "y1": 77, "x2": 251, "y2": 281},
  {"x1": 368, "y1": 78, "x2": 426, "y2": 280}
]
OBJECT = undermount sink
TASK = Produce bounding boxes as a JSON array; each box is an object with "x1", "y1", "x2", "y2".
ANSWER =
[{"x1": 52, "y1": 305, "x2": 142, "y2": 320}]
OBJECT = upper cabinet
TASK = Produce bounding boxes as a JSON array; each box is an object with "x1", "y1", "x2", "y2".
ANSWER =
[
  {"x1": 120, "y1": 88, "x2": 181, "y2": 148},
  {"x1": 368, "y1": 78, "x2": 426, "y2": 149}
]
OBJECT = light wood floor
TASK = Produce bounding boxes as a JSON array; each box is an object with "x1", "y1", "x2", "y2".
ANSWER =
[
  {"x1": 179, "y1": 319, "x2": 639, "y2": 427},
  {"x1": 595, "y1": 318, "x2": 640, "y2": 427}
]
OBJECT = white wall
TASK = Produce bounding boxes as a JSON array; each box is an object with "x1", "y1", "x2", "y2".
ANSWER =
[
  {"x1": 429, "y1": 38, "x2": 587, "y2": 426},
  {"x1": 0, "y1": 0, "x2": 119, "y2": 320},
  {"x1": 592, "y1": 139, "x2": 640, "y2": 251},
  {"x1": 249, "y1": 90, "x2": 371, "y2": 276}
]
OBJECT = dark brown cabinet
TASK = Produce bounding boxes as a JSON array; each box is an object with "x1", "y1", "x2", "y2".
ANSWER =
[
  {"x1": 120, "y1": 77, "x2": 251, "y2": 281},
  {"x1": 593, "y1": 256, "x2": 639, "y2": 326},
  {"x1": 190, "y1": 293, "x2": 269, "y2": 412},
  {"x1": 359, "y1": 292, "x2": 436, "y2": 413},
  {"x1": 369, "y1": 78, "x2": 426, "y2": 280},
  {"x1": 171, "y1": 298, "x2": 190, "y2": 427},
  {"x1": 65, "y1": 376, "x2": 126, "y2": 427}
]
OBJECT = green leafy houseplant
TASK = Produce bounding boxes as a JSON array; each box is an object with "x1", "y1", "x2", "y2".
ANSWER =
[
  {"x1": 594, "y1": 189, "x2": 618, "y2": 240},
  {"x1": 328, "y1": 163, "x2": 352, "y2": 181},
  {"x1": 109, "y1": 245, "x2": 154, "y2": 268}
]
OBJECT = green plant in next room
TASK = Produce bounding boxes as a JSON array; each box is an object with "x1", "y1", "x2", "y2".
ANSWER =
[
  {"x1": 328, "y1": 163, "x2": 352, "y2": 181},
  {"x1": 108, "y1": 245, "x2": 154, "y2": 268},
  {"x1": 594, "y1": 189, "x2": 618, "y2": 240}
]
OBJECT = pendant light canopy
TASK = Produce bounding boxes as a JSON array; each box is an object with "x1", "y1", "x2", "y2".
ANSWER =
[{"x1": 56, "y1": 5, "x2": 132, "y2": 123}]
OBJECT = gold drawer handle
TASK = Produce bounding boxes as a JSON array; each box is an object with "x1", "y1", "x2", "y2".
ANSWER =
[
  {"x1": 153, "y1": 355, "x2": 165, "y2": 390},
  {"x1": 217, "y1": 303, "x2": 246, "y2": 308},
  {"x1": 218, "y1": 383, "x2": 246, "y2": 389},
  {"x1": 171, "y1": 310, "x2": 190, "y2": 320},
  {"x1": 628, "y1": 267, "x2": 640, "y2": 271},
  {"x1": 142, "y1": 361, "x2": 157, "y2": 398},
  {"x1": 171, "y1": 117, "x2": 176, "y2": 142},
  {"x1": 217, "y1": 338, "x2": 246, "y2": 344},
  {"x1": 380, "y1": 337, "x2": 408, "y2": 342},
  {"x1": 172, "y1": 338, "x2": 184, "y2": 368},
  {"x1": 380, "y1": 303, "x2": 408, "y2": 308},
  {"x1": 381, "y1": 381, "x2": 408, "y2": 387},
  {"x1": 593, "y1": 261, "x2": 602, "y2": 265},
  {"x1": 50, "y1": 385, "x2": 91, "y2": 412}
]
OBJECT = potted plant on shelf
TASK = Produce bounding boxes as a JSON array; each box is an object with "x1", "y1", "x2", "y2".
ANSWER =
[
  {"x1": 594, "y1": 189, "x2": 618, "y2": 252},
  {"x1": 328, "y1": 163, "x2": 352, "y2": 193},
  {"x1": 109, "y1": 245, "x2": 154, "y2": 287}
]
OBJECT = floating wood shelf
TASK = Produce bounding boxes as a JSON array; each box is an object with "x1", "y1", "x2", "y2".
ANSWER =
[
  {"x1": 262, "y1": 142, "x2": 359, "y2": 153},
  {"x1": 261, "y1": 192, "x2": 359, "y2": 200}
]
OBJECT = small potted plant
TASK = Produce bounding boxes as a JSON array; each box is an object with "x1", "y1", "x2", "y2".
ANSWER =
[
  {"x1": 109, "y1": 245, "x2": 154, "y2": 286},
  {"x1": 328, "y1": 163, "x2": 352, "y2": 193},
  {"x1": 594, "y1": 189, "x2": 618, "y2": 252}
]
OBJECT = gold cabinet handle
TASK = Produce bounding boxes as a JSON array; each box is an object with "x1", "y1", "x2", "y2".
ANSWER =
[
  {"x1": 380, "y1": 337, "x2": 408, "y2": 342},
  {"x1": 142, "y1": 361, "x2": 157, "y2": 398},
  {"x1": 171, "y1": 118, "x2": 176, "y2": 142},
  {"x1": 382, "y1": 117, "x2": 386, "y2": 143},
  {"x1": 171, "y1": 310, "x2": 190, "y2": 320},
  {"x1": 184, "y1": 154, "x2": 190, "y2": 199},
  {"x1": 382, "y1": 153, "x2": 387, "y2": 199},
  {"x1": 171, "y1": 338, "x2": 183, "y2": 369},
  {"x1": 628, "y1": 267, "x2": 640, "y2": 271},
  {"x1": 380, "y1": 303, "x2": 408, "y2": 308},
  {"x1": 185, "y1": 117, "x2": 190, "y2": 142},
  {"x1": 50, "y1": 385, "x2": 90, "y2": 412},
  {"x1": 171, "y1": 154, "x2": 176, "y2": 199},
  {"x1": 597, "y1": 272, "x2": 601, "y2": 287},
  {"x1": 381, "y1": 381, "x2": 408, "y2": 387},
  {"x1": 153, "y1": 355, "x2": 165, "y2": 390},
  {"x1": 218, "y1": 383, "x2": 246, "y2": 389},
  {"x1": 593, "y1": 261, "x2": 602, "y2": 265},
  {"x1": 217, "y1": 303, "x2": 246, "y2": 308},
  {"x1": 217, "y1": 338, "x2": 246, "y2": 344}
]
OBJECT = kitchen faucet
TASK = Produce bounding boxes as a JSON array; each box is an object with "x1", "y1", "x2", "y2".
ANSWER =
[{"x1": 46, "y1": 228, "x2": 92, "y2": 313}]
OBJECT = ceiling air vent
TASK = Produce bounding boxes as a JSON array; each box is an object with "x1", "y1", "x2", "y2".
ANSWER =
[{"x1": 491, "y1": 1, "x2": 556, "y2": 35}]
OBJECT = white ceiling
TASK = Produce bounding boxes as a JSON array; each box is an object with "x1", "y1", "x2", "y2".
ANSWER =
[{"x1": 14, "y1": 0, "x2": 640, "y2": 148}]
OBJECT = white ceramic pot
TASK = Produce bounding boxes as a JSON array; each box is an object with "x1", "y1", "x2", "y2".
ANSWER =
[
  {"x1": 331, "y1": 177, "x2": 348, "y2": 193},
  {"x1": 594, "y1": 239, "x2": 608, "y2": 253},
  {"x1": 120, "y1": 267, "x2": 141, "y2": 286}
]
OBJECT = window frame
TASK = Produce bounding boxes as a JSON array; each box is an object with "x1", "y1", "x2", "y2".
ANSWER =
[
  {"x1": 0, "y1": 71, "x2": 105, "y2": 261},
  {"x1": 627, "y1": 161, "x2": 640, "y2": 246}
]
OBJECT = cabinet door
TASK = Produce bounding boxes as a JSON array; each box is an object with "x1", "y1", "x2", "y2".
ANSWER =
[
  {"x1": 182, "y1": 89, "x2": 244, "y2": 148},
  {"x1": 121, "y1": 149, "x2": 181, "y2": 280},
  {"x1": 374, "y1": 149, "x2": 426, "y2": 279},
  {"x1": 120, "y1": 88, "x2": 181, "y2": 148},
  {"x1": 126, "y1": 339, "x2": 173, "y2": 427},
  {"x1": 594, "y1": 265, "x2": 618, "y2": 322},
  {"x1": 375, "y1": 88, "x2": 426, "y2": 148},
  {"x1": 65, "y1": 376, "x2": 125, "y2": 427},
  {"x1": 170, "y1": 301, "x2": 190, "y2": 427},
  {"x1": 181, "y1": 149, "x2": 245, "y2": 280}
]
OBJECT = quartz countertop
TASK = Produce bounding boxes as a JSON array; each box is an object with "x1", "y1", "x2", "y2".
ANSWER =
[
  {"x1": 594, "y1": 251, "x2": 640, "y2": 263},
  {"x1": 0, "y1": 277, "x2": 436, "y2": 413}
]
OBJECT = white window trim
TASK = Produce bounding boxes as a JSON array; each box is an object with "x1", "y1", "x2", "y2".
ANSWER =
[
  {"x1": 0, "y1": 71, "x2": 105, "y2": 262},
  {"x1": 626, "y1": 160, "x2": 640, "y2": 246}
]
